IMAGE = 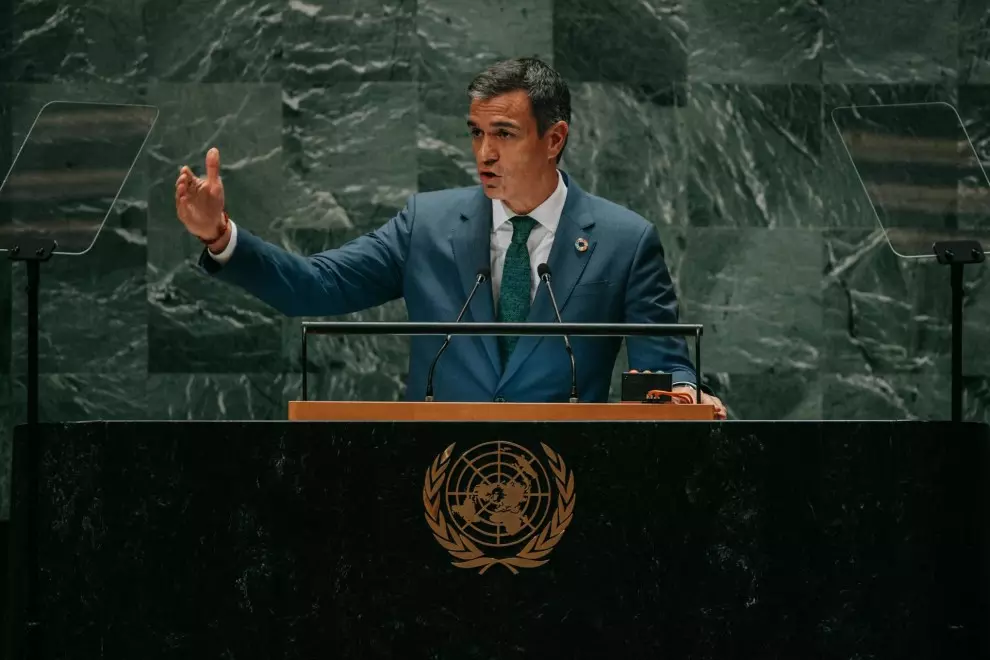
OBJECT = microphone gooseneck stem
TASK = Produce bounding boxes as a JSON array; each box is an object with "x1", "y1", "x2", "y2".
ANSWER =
[
  {"x1": 565, "y1": 344, "x2": 578, "y2": 403},
  {"x1": 424, "y1": 337, "x2": 451, "y2": 401},
  {"x1": 425, "y1": 272, "x2": 487, "y2": 401},
  {"x1": 542, "y1": 273, "x2": 579, "y2": 403}
]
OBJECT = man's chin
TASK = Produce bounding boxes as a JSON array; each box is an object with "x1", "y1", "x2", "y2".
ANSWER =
[{"x1": 480, "y1": 182, "x2": 504, "y2": 198}]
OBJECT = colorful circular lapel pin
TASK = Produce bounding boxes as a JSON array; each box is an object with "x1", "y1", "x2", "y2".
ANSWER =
[{"x1": 575, "y1": 237, "x2": 589, "y2": 253}]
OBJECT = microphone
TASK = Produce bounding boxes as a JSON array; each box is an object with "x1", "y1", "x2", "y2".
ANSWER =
[
  {"x1": 537, "y1": 263, "x2": 578, "y2": 403},
  {"x1": 425, "y1": 267, "x2": 490, "y2": 401}
]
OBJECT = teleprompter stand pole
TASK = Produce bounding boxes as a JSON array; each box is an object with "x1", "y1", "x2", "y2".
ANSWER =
[
  {"x1": 933, "y1": 240, "x2": 985, "y2": 423},
  {"x1": 7, "y1": 239, "x2": 56, "y2": 660}
]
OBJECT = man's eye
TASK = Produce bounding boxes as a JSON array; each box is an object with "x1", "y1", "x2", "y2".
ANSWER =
[
  {"x1": 498, "y1": 130, "x2": 512, "y2": 138},
  {"x1": 470, "y1": 128, "x2": 483, "y2": 138}
]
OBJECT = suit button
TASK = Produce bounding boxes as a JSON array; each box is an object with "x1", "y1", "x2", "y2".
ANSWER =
[{"x1": 494, "y1": 396, "x2": 506, "y2": 403}]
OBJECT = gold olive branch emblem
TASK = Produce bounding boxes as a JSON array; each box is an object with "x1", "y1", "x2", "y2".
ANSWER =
[{"x1": 423, "y1": 442, "x2": 576, "y2": 575}]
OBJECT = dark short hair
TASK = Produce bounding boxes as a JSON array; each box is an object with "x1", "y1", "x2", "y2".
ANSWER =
[{"x1": 467, "y1": 58, "x2": 571, "y2": 163}]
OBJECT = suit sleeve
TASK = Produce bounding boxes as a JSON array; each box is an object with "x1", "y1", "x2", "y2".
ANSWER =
[
  {"x1": 623, "y1": 223, "x2": 697, "y2": 386},
  {"x1": 197, "y1": 195, "x2": 415, "y2": 317}
]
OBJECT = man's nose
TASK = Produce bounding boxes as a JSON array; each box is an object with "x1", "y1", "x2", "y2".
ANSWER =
[{"x1": 480, "y1": 137, "x2": 498, "y2": 164}]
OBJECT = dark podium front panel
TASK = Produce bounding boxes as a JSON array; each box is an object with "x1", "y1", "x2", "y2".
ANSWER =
[{"x1": 10, "y1": 421, "x2": 990, "y2": 658}]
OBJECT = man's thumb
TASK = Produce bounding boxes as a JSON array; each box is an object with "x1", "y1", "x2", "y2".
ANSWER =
[{"x1": 205, "y1": 147, "x2": 221, "y2": 184}]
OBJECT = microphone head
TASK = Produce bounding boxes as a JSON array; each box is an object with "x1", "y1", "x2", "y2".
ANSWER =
[
  {"x1": 537, "y1": 263, "x2": 551, "y2": 278},
  {"x1": 477, "y1": 267, "x2": 491, "y2": 282}
]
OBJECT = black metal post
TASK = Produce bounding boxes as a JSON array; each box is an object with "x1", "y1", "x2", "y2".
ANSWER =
[
  {"x1": 20, "y1": 258, "x2": 42, "y2": 660},
  {"x1": 27, "y1": 260, "x2": 38, "y2": 427},
  {"x1": 695, "y1": 329, "x2": 702, "y2": 405},
  {"x1": 301, "y1": 326, "x2": 308, "y2": 402},
  {"x1": 951, "y1": 262, "x2": 963, "y2": 423},
  {"x1": 7, "y1": 241, "x2": 55, "y2": 660},
  {"x1": 24, "y1": 258, "x2": 42, "y2": 660},
  {"x1": 932, "y1": 240, "x2": 984, "y2": 423}
]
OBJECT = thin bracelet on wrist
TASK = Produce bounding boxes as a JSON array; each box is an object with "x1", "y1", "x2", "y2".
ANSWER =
[{"x1": 199, "y1": 210, "x2": 230, "y2": 247}]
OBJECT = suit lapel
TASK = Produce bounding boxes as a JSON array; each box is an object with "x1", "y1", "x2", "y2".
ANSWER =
[
  {"x1": 498, "y1": 177, "x2": 597, "y2": 389},
  {"x1": 450, "y1": 188, "x2": 501, "y2": 376}
]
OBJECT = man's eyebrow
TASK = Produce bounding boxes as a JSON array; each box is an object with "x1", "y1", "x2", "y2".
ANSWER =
[{"x1": 466, "y1": 119, "x2": 521, "y2": 129}]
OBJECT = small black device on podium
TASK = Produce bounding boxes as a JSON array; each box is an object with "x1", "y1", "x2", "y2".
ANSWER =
[{"x1": 621, "y1": 371, "x2": 674, "y2": 402}]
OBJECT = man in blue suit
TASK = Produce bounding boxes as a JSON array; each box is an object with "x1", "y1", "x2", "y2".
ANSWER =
[{"x1": 175, "y1": 58, "x2": 726, "y2": 418}]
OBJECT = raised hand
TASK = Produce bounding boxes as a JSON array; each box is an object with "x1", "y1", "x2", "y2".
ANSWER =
[{"x1": 175, "y1": 147, "x2": 228, "y2": 248}]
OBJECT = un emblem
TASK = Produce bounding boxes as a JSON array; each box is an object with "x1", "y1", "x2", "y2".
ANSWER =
[{"x1": 423, "y1": 441, "x2": 576, "y2": 574}]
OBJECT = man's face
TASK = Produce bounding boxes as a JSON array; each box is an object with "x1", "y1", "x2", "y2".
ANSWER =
[{"x1": 468, "y1": 90, "x2": 565, "y2": 209}]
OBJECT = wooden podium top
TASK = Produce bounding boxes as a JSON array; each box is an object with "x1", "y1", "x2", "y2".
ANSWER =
[{"x1": 288, "y1": 401, "x2": 715, "y2": 421}]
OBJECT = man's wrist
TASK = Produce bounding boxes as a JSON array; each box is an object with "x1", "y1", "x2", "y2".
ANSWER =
[
  {"x1": 204, "y1": 211, "x2": 232, "y2": 254},
  {"x1": 205, "y1": 219, "x2": 238, "y2": 264}
]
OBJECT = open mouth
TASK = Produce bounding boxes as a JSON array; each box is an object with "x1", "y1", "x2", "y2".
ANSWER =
[{"x1": 480, "y1": 171, "x2": 499, "y2": 181}]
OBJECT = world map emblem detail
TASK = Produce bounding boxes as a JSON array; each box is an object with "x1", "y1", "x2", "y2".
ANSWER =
[{"x1": 423, "y1": 441, "x2": 576, "y2": 574}]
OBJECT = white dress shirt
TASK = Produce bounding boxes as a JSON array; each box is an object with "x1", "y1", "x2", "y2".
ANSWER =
[
  {"x1": 490, "y1": 170, "x2": 566, "y2": 310},
  {"x1": 207, "y1": 215, "x2": 239, "y2": 264}
]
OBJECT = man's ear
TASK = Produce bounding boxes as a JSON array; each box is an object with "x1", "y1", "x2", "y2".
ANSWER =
[{"x1": 546, "y1": 121, "x2": 569, "y2": 160}]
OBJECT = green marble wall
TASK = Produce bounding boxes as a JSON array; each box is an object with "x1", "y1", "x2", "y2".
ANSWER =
[{"x1": 1, "y1": 0, "x2": 990, "y2": 517}]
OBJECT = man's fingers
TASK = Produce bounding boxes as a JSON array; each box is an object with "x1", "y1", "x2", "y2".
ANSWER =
[
  {"x1": 205, "y1": 147, "x2": 220, "y2": 185},
  {"x1": 176, "y1": 170, "x2": 203, "y2": 197},
  {"x1": 175, "y1": 185, "x2": 187, "y2": 212},
  {"x1": 672, "y1": 394, "x2": 727, "y2": 419},
  {"x1": 667, "y1": 389, "x2": 727, "y2": 418}
]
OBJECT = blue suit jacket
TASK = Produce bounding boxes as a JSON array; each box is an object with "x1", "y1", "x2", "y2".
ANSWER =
[{"x1": 200, "y1": 172, "x2": 696, "y2": 402}]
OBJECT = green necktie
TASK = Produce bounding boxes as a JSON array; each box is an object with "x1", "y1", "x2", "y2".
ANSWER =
[{"x1": 497, "y1": 216, "x2": 537, "y2": 365}]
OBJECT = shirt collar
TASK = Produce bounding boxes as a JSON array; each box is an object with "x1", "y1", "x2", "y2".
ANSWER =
[{"x1": 492, "y1": 170, "x2": 568, "y2": 234}]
